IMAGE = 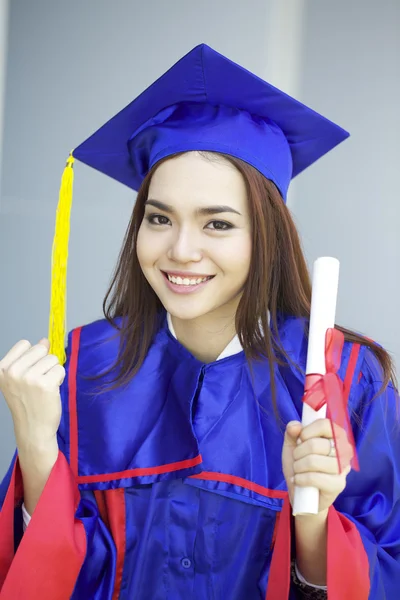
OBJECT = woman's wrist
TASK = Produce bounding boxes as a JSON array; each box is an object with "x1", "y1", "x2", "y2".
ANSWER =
[
  {"x1": 16, "y1": 436, "x2": 59, "y2": 516},
  {"x1": 294, "y1": 508, "x2": 329, "y2": 526},
  {"x1": 294, "y1": 509, "x2": 329, "y2": 586},
  {"x1": 17, "y1": 434, "x2": 59, "y2": 479}
]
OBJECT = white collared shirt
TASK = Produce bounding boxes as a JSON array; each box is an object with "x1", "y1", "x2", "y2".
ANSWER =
[{"x1": 167, "y1": 312, "x2": 243, "y2": 360}]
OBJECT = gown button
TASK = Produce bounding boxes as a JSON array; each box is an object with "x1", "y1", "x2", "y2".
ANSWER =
[{"x1": 181, "y1": 557, "x2": 192, "y2": 569}]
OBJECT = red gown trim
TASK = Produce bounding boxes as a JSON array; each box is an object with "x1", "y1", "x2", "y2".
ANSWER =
[
  {"x1": 106, "y1": 489, "x2": 127, "y2": 600},
  {"x1": 189, "y1": 471, "x2": 287, "y2": 499},
  {"x1": 0, "y1": 453, "x2": 86, "y2": 599}
]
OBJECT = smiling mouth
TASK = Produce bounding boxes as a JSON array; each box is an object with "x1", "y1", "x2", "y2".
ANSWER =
[{"x1": 161, "y1": 271, "x2": 215, "y2": 287}]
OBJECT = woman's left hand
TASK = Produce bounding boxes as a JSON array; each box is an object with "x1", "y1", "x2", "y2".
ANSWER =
[{"x1": 282, "y1": 418, "x2": 353, "y2": 513}]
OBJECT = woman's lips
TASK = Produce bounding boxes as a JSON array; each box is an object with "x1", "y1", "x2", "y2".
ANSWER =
[{"x1": 161, "y1": 271, "x2": 215, "y2": 295}]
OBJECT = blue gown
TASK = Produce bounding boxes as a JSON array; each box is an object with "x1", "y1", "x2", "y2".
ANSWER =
[{"x1": 0, "y1": 312, "x2": 399, "y2": 599}]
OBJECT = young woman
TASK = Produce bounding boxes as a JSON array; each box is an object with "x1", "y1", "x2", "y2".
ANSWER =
[{"x1": 0, "y1": 44, "x2": 399, "y2": 600}]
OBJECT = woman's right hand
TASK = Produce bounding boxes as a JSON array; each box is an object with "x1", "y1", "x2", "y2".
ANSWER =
[
  {"x1": 0, "y1": 338, "x2": 66, "y2": 515},
  {"x1": 0, "y1": 338, "x2": 65, "y2": 449}
]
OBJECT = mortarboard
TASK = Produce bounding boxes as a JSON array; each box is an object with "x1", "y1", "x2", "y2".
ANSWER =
[{"x1": 49, "y1": 43, "x2": 350, "y2": 363}]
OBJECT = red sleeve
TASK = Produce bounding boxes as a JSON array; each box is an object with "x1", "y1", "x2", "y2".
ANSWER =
[
  {"x1": 0, "y1": 451, "x2": 86, "y2": 600},
  {"x1": 265, "y1": 495, "x2": 292, "y2": 599},
  {"x1": 326, "y1": 506, "x2": 370, "y2": 598},
  {"x1": 265, "y1": 496, "x2": 370, "y2": 599}
]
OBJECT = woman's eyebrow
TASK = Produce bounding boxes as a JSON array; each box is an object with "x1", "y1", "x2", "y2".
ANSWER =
[{"x1": 145, "y1": 199, "x2": 242, "y2": 216}]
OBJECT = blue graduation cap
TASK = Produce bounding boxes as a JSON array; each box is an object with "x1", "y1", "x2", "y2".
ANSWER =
[
  {"x1": 49, "y1": 43, "x2": 350, "y2": 363},
  {"x1": 74, "y1": 43, "x2": 349, "y2": 201}
]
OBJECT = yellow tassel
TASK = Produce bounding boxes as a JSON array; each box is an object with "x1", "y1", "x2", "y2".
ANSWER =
[{"x1": 48, "y1": 153, "x2": 74, "y2": 364}]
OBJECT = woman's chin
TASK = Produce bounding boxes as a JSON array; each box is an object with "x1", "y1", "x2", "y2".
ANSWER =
[{"x1": 162, "y1": 299, "x2": 217, "y2": 322}]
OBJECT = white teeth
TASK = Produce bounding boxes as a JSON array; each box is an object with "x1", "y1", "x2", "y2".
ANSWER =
[{"x1": 167, "y1": 274, "x2": 210, "y2": 286}]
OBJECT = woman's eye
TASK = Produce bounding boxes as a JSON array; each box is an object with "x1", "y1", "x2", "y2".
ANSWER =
[
  {"x1": 146, "y1": 214, "x2": 171, "y2": 226},
  {"x1": 206, "y1": 220, "x2": 233, "y2": 231}
]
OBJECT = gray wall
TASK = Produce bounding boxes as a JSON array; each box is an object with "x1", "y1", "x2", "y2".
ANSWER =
[
  {"x1": 290, "y1": 0, "x2": 400, "y2": 360},
  {"x1": 0, "y1": 0, "x2": 9, "y2": 193},
  {"x1": 1, "y1": 1, "x2": 399, "y2": 473}
]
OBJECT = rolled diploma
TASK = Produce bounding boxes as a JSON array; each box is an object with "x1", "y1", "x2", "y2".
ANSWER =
[{"x1": 292, "y1": 257, "x2": 340, "y2": 516}]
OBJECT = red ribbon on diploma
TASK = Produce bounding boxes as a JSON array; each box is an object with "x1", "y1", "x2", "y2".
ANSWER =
[{"x1": 302, "y1": 328, "x2": 359, "y2": 473}]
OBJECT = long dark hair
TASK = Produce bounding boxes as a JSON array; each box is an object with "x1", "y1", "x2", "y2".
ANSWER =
[{"x1": 98, "y1": 152, "x2": 397, "y2": 409}]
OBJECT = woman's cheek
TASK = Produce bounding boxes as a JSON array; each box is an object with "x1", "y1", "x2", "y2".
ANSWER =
[
  {"x1": 137, "y1": 228, "x2": 160, "y2": 267},
  {"x1": 220, "y1": 238, "x2": 251, "y2": 273}
]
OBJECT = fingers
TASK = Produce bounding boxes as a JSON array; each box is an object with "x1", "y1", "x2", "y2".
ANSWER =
[
  {"x1": 285, "y1": 419, "x2": 353, "y2": 508},
  {"x1": 289, "y1": 418, "x2": 353, "y2": 472},
  {"x1": 22, "y1": 355, "x2": 65, "y2": 390},
  {"x1": 293, "y1": 453, "x2": 340, "y2": 476},
  {"x1": 0, "y1": 340, "x2": 32, "y2": 371},
  {"x1": 299, "y1": 418, "x2": 334, "y2": 442},
  {"x1": 2, "y1": 342, "x2": 51, "y2": 378},
  {"x1": 38, "y1": 338, "x2": 51, "y2": 350},
  {"x1": 0, "y1": 339, "x2": 64, "y2": 393},
  {"x1": 0, "y1": 338, "x2": 63, "y2": 446},
  {"x1": 27, "y1": 353, "x2": 60, "y2": 378},
  {"x1": 284, "y1": 421, "x2": 302, "y2": 447},
  {"x1": 43, "y1": 364, "x2": 66, "y2": 387},
  {"x1": 293, "y1": 436, "x2": 333, "y2": 461},
  {"x1": 292, "y1": 467, "x2": 351, "y2": 492},
  {"x1": 299, "y1": 418, "x2": 349, "y2": 445}
]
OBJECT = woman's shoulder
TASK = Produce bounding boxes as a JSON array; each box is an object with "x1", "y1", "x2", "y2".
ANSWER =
[
  {"x1": 278, "y1": 314, "x2": 396, "y2": 394},
  {"x1": 65, "y1": 316, "x2": 123, "y2": 371},
  {"x1": 67, "y1": 316, "x2": 121, "y2": 348},
  {"x1": 342, "y1": 337, "x2": 399, "y2": 430},
  {"x1": 356, "y1": 343, "x2": 397, "y2": 396}
]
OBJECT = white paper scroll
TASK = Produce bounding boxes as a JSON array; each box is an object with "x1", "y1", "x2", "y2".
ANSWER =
[{"x1": 292, "y1": 257, "x2": 340, "y2": 516}]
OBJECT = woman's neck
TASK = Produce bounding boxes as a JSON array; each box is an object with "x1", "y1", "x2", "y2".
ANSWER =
[{"x1": 170, "y1": 312, "x2": 238, "y2": 363}]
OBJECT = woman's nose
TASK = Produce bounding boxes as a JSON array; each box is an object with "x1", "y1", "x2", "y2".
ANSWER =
[{"x1": 167, "y1": 229, "x2": 203, "y2": 263}]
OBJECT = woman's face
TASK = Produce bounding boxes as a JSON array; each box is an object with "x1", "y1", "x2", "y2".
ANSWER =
[{"x1": 136, "y1": 152, "x2": 252, "y2": 322}]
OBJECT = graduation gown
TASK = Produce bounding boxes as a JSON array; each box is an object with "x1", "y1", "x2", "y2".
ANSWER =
[{"x1": 0, "y1": 313, "x2": 399, "y2": 599}]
